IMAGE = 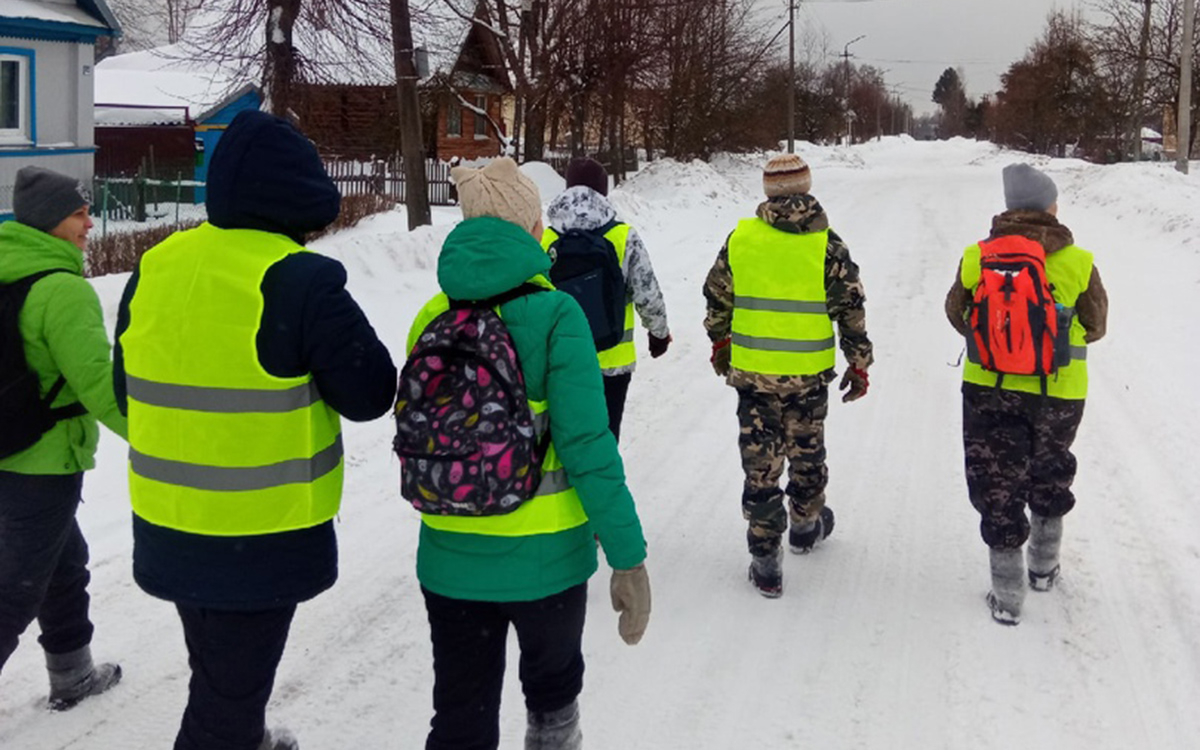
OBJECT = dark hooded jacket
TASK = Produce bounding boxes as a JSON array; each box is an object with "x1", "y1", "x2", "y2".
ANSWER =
[{"x1": 113, "y1": 110, "x2": 397, "y2": 609}]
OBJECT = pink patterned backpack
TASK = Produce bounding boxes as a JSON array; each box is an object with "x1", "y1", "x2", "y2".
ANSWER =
[{"x1": 394, "y1": 285, "x2": 549, "y2": 516}]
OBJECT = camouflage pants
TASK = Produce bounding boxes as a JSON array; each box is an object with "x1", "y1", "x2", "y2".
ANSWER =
[
  {"x1": 736, "y1": 386, "x2": 828, "y2": 556},
  {"x1": 962, "y1": 383, "x2": 1085, "y2": 550}
]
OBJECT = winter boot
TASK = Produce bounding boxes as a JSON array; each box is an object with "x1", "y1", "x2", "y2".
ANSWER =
[
  {"x1": 259, "y1": 727, "x2": 299, "y2": 750},
  {"x1": 986, "y1": 547, "x2": 1026, "y2": 626},
  {"x1": 46, "y1": 645, "x2": 122, "y2": 711},
  {"x1": 526, "y1": 700, "x2": 582, "y2": 750},
  {"x1": 1027, "y1": 514, "x2": 1063, "y2": 592},
  {"x1": 788, "y1": 506, "x2": 835, "y2": 554},
  {"x1": 748, "y1": 548, "x2": 783, "y2": 598}
]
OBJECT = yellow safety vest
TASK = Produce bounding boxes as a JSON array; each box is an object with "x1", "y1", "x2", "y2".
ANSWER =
[
  {"x1": 727, "y1": 218, "x2": 836, "y2": 376},
  {"x1": 961, "y1": 242, "x2": 1093, "y2": 400},
  {"x1": 406, "y1": 290, "x2": 589, "y2": 537},
  {"x1": 121, "y1": 222, "x2": 344, "y2": 536},
  {"x1": 541, "y1": 223, "x2": 636, "y2": 370}
]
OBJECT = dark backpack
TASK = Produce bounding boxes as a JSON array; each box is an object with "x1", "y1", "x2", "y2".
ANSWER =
[
  {"x1": 393, "y1": 284, "x2": 550, "y2": 516},
  {"x1": 969, "y1": 235, "x2": 1070, "y2": 380},
  {"x1": 547, "y1": 220, "x2": 626, "y2": 351},
  {"x1": 0, "y1": 270, "x2": 87, "y2": 459}
]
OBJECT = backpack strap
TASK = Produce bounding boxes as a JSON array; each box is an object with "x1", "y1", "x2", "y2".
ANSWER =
[
  {"x1": 595, "y1": 218, "x2": 622, "y2": 236},
  {"x1": 2, "y1": 269, "x2": 89, "y2": 422},
  {"x1": 1, "y1": 269, "x2": 75, "y2": 313},
  {"x1": 448, "y1": 282, "x2": 548, "y2": 310}
]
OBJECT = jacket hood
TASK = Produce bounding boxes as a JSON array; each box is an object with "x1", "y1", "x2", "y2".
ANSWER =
[
  {"x1": 0, "y1": 220, "x2": 83, "y2": 283},
  {"x1": 546, "y1": 185, "x2": 617, "y2": 232},
  {"x1": 988, "y1": 210, "x2": 1074, "y2": 254},
  {"x1": 438, "y1": 217, "x2": 551, "y2": 300},
  {"x1": 755, "y1": 194, "x2": 829, "y2": 235},
  {"x1": 206, "y1": 110, "x2": 340, "y2": 242}
]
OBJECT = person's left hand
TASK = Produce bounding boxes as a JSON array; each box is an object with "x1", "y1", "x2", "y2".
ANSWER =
[{"x1": 649, "y1": 333, "x2": 672, "y2": 358}]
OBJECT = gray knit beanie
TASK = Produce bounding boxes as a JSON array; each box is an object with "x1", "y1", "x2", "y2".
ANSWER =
[
  {"x1": 451, "y1": 158, "x2": 542, "y2": 234},
  {"x1": 1002, "y1": 163, "x2": 1057, "y2": 212},
  {"x1": 13, "y1": 166, "x2": 90, "y2": 233}
]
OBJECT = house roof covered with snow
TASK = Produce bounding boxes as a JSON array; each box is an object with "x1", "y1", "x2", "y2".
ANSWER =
[
  {"x1": 95, "y1": 45, "x2": 256, "y2": 126},
  {"x1": 0, "y1": 0, "x2": 119, "y2": 34}
]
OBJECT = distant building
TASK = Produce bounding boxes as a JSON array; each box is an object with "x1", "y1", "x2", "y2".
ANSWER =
[
  {"x1": 93, "y1": 0, "x2": 512, "y2": 177},
  {"x1": 0, "y1": 0, "x2": 120, "y2": 219},
  {"x1": 94, "y1": 47, "x2": 260, "y2": 201},
  {"x1": 291, "y1": 1, "x2": 512, "y2": 161}
]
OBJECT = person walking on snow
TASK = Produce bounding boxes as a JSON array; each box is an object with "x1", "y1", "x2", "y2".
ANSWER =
[
  {"x1": 114, "y1": 110, "x2": 397, "y2": 750},
  {"x1": 406, "y1": 157, "x2": 650, "y2": 750},
  {"x1": 704, "y1": 153, "x2": 872, "y2": 598},
  {"x1": 945, "y1": 163, "x2": 1107, "y2": 626},
  {"x1": 0, "y1": 167, "x2": 125, "y2": 709},
  {"x1": 542, "y1": 157, "x2": 671, "y2": 442}
]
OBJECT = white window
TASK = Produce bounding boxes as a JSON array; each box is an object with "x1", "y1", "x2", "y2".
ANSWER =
[
  {"x1": 446, "y1": 100, "x2": 462, "y2": 137},
  {"x1": 0, "y1": 54, "x2": 30, "y2": 144}
]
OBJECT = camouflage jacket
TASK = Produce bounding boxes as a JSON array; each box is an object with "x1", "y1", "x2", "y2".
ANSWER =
[
  {"x1": 944, "y1": 210, "x2": 1108, "y2": 343},
  {"x1": 703, "y1": 194, "x2": 873, "y2": 394}
]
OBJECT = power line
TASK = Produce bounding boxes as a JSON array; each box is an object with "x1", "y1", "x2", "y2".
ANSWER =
[{"x1": 858, "y1": 57, "x2": 1011, "y2": 66}]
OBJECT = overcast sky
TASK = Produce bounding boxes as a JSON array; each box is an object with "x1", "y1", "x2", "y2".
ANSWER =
[{"x1": 758, "y1": 0, "x2": 1097, "y2": 115}]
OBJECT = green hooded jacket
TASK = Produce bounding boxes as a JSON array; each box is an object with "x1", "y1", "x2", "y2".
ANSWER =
[
  {"x1": 0, "y1": 221, "x2": 127, "y2": 474},
  {"x1": 406, "y1": 217, "x2": 646, "y2": 602}
]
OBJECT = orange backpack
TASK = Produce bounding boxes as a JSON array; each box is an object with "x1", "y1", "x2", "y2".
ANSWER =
[{"x1": 969, "y1": 235, "x2": 1061, "y2": 378}]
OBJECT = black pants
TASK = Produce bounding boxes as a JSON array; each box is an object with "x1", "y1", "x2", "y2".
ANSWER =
[
  {"x1": 962, "y1": 384, "x2": 1086, "y2": 549},
  {"x1": 0, "y1": 471, "x2": 93, "y2": 672},
  {"x1": 173, "y1": 604, "x2": 296, "y2": 750},
  {"x1": 423, "y1": 583, "x2": 587, "y2": 750},
  {"x1": 603, "y1": 373, "x2": 632, "y2": 443}
]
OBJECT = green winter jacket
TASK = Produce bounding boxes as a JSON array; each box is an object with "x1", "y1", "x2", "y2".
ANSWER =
[
  {"x1": 0, "y1": 221, "x2": 127, "y2": 474},
  {"x1": 407, "y1": 217, "x2": 646, "y2": 602}
]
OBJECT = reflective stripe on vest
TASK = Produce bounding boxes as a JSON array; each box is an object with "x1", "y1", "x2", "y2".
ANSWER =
[
  {"x1": 542, "y1": 223, "x2": 637, "y2": 370},
  {"x1": 408, "y1": 292, "x2": 590, "y2": 538},
  {"x1": 121, "y1": 223, "x2": 344, "y2": 536},
  {"x1": 960, "y1": 242, "x2": 1094, "y2": 400},
  {"x1": 727, "y1": 218, "x2": 835, "y2": 376}
]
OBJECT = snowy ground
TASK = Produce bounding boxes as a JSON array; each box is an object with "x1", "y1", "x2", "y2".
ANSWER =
[{"x1": 3, "y1": 137, "x2": 1199, "y2": 750}]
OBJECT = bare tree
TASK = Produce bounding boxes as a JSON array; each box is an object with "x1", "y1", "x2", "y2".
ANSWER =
[
  {"x1": 105, "y1": 0, "x2": 204, "y2": 49},
  {"x1": 263, "y1": 0, "x2": 303, "y2": 117},
  {"x1": 442, "y1": 0, "x2": 593, "y2": 161},
  {"x1": 992, "y1": 12, "x2": 1111, "y2": 158},
  {"x1": 181, "y1": 1, "x2": 398, "y2": 118},
  {"x1": 1089, "y1": 0, "x2": 1200, "y2": 159}
]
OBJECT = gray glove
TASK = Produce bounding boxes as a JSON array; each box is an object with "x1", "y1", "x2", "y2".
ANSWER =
[{"x1": 610, "y1": 563, "x2": 651, "y2": 645}]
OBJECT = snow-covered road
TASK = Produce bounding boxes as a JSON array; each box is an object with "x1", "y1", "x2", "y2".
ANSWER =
[{"x1": 4, "y1": 137, "x2": 1198, "y2": 750}]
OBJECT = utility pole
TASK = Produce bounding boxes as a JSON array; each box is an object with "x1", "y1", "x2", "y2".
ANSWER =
[
  {"x1": 389, "y1": 0, "x2": 431, "y2": 228},
  {"x1": 842, "y1": 35, "x2": 865, "y2": 145},
  {"x1": 1179, "y1": 0, "x2": 1195, "y2": 173},
  {"x1": 787, "y1": 0, "x2": 795, "y2": 153},
  {"x1": 514, "y1": 0, "x2": 532, "y2": 162},
  {"x1": 1132, "y1": 0, "x2": 1153, "y2": 161}
]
